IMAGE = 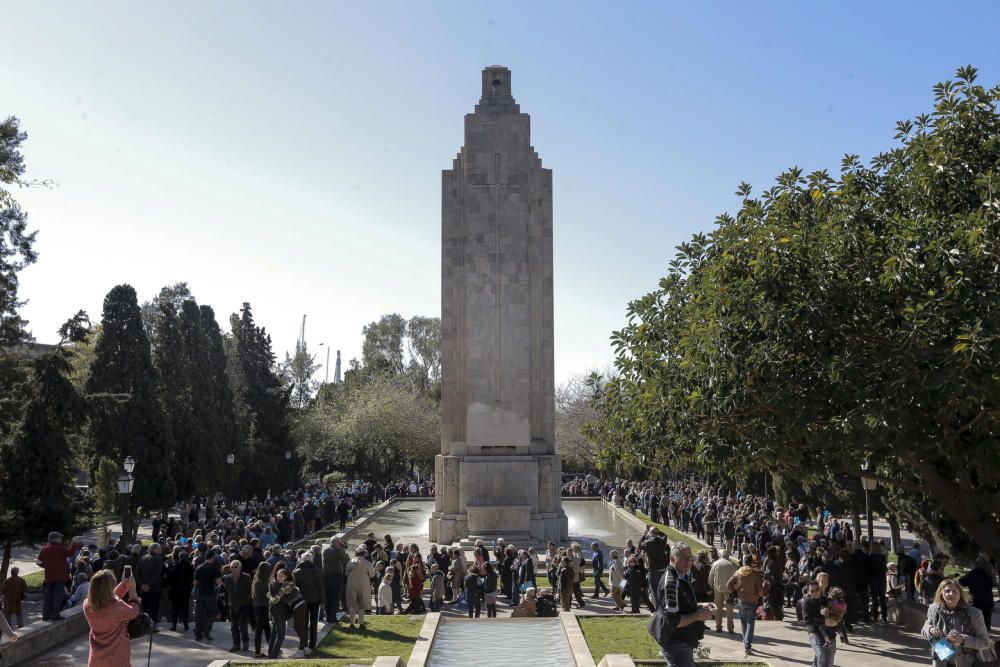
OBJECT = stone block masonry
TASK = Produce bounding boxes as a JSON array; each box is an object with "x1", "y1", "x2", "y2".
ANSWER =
[{"x1": 430, "y1": 66, "x2": 567, "y2": 545}]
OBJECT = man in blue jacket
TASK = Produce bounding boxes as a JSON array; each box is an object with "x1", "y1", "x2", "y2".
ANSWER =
[{"x1": 591, "y1": 542, "x2": 610, "y2": 598}]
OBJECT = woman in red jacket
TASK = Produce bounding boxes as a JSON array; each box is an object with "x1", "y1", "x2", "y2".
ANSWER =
[{"x1": 83, "y1": 569, "x2": 141, "y2": 667}]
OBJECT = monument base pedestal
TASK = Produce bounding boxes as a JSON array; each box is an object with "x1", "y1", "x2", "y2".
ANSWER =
[{"x1": 429, "y1": 453, "x2": 568, "y2": 546}]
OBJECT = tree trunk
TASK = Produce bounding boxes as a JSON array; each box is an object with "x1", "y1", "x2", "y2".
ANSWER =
[
  {"x1": 1, "y1": 540, "x2": 11, "y2": 582},
  {"x1": 887, "y1": 513, "x2": 902, "y2": 553},
  {"x1": 852, "y1": 510, "x2": 862, "y2": 542},
  {"x1": 905, "y1": 453, "x2": 1000, "y2": 560}
]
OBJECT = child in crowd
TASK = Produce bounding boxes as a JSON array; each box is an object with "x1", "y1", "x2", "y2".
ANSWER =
[
  {"x1": 377, "y1": 572, "x2": 394, "y2": 615},
  {"x1": 820, "y1": 587, "x2": 847, "y2": 647}
]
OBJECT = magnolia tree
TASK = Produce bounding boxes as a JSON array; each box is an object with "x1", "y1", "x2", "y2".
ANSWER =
[{"x1": 588, "y1": 66, "x2": 1000, "y2": 557}]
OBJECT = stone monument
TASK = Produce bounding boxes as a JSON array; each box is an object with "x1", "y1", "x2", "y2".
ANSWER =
[{"x1": 429, "y1": 66, "x2": 568, "y2": 545}]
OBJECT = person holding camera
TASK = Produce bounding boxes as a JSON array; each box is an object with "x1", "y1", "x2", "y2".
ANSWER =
[
  {"x1": 83, "y1": 569, "x2": 141, "y2": 666},
  {"x1": 36, "y1": 531, "x2": 80, "y2": 621}
]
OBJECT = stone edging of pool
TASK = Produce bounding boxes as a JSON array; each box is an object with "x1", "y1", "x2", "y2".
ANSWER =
[{"x1": 403, "y1": 611, "x2": 609, "y2": 667}]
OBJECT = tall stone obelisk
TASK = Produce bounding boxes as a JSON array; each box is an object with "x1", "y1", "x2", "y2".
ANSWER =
[{"x1": 429, "y1": 66, "x2": 568, "y2": 545}]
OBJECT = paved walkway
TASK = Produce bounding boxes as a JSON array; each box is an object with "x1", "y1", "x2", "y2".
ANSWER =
[
  {"x1": 33, "y1": 617, "x2": 333, "y2": 666},
  {"x1": 7, "y1": 517, "x2": 157, "y2": 578},
  {"x1": 699, "y1": 617, "x2": 931, "y2": 666}
]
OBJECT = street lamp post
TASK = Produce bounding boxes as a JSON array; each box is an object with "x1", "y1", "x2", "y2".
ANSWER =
[
  {"x1": 117, "y1": 456, "x2": 136, "y2": 543},
  {"x1": 860, "y1": 461, "x2": 878, "y2": 544},
  {"x1": 226, "y1": 453, "x2": 235, "y2": 502}
]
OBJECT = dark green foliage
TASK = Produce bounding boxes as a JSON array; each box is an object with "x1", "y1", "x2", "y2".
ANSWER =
[
  {"x1": 86, "y1": 285, "x2": 175, "y2": 521},
  {"x1": 0, "y1": 350, "x2": 85, "y2": 546},
  {"x1": 196, "y1": 304, "x2": 238, "y2": 479},
  {"x1": 280, "y1": 339, "x2": 320, "y2": 409},
  {"x1": 228, "y1": 303, "x2": 293, "y2": 496},
  {"x1": 140, "y1": 282, "x2": 192, "y2": 342},
  {"x1": 588, "y1": 66, "x2": 1000, "y2": 556},
  {"x1": 0, "y1": 117, "x2": 38, "y2": 350},
  {"x1": 153, "y1": 301, "x2": 195, "y2": 498}
]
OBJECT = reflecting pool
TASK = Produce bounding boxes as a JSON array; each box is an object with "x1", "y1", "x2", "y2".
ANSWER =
[
  {"x1": 350, "y1": 499, "x2": 642, "y2": 554},
  {"x1": 428, "y1": 618, "x2": 572, "y2": 666}
]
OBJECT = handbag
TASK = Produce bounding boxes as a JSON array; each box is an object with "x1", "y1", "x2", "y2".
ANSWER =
[
  {"x1": 647, "y1": 608, "x2": 674, "y2": 645},
  {"x1": 977, "y1": 639, "x2": 1000, "y2": 667},
  {"x1": 127, "y1": 611, "x2": 155, "y2": 639}
]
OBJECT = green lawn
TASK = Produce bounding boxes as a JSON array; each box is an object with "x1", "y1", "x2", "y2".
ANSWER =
[
  {"x1": 232, "y1": 614, "x2": 421, "y2": 666},
  {"x1": 23, "y1": 570, "x2": 45, "y2": 592},
  {"x1": 580, "y1": 615, "x2": 754, "y2": 666},
  {"x1": 314, "y1": 614, "x2": 422, "y2": 662},
  {"x1": 634, "y1": 511, "x2": 711, "y2": 551}
]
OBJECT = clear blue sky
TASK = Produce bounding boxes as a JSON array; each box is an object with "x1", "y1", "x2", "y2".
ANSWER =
[{"x1": 4, "y1": 2, "x2": 1000, "y2": 382}]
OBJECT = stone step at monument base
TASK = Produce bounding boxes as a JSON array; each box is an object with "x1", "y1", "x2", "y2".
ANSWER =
[{"x1": 458, "y1": 533, "x2": 532, "y2": 548}]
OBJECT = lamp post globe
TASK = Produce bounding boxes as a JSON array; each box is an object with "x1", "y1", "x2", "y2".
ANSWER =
[
  {"x1": 116, "y1": 472, "x2": 134, "y2": 495},
  {"x1": 226, "y1": 453, "x2": 235, "y2": 465},
  {"x1": 123, "y1": 456, "x2": 136, "y2": 473},
  {"x1": 860, "y1": 461, "x2": 877, "y2": 544}
]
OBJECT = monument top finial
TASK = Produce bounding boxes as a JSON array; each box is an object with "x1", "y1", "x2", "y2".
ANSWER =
[{"x1": 479, "y1": 65, "x2": 515, "y2": 108}]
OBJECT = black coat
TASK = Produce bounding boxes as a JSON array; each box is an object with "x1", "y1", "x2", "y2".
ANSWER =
[
  {"x1": 293, "y1": 561, "x2": 324, "y2": 604},
  {"x1": 167, "y1": 560, "x2": 195, "y2": 604}
]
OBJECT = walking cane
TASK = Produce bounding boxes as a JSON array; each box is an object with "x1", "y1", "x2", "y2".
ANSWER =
[{"x1": 146, "y1": 629, "x2": 153, "y2": 667}]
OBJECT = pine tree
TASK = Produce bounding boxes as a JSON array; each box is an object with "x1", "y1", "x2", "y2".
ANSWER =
[
  {"x1": 194, "y1": 304, "x2": 237, "y2": 489},
  {"x1": 0, "y1": 117, "x2": 38, "y2": 350},
  {"x1": 0, "y1": 318, "x2": 89, "y2": 579},
  {"x1": 280, "y1": 339, "x2": 320, "y2": 409},
  {"x1": 153, "y1": 301, "x2": 195, "y2": 499},
  {"x1": 86, "y1": 285, "x2": 175, "y2": 538},
  {"x1": 227, "y1": 303, "x2": 293, "y2": 496}
]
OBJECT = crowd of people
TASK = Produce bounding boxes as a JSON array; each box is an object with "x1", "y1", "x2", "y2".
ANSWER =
[
  {"x1": 2, "y1": 472, "x2": 998, "y2": 667},
  {"x1": 598, "y1": 478, "x2": 998, "y2": 667},
  {"x1": 1, "y1": 479, "x2": 435, "y2": 663}
]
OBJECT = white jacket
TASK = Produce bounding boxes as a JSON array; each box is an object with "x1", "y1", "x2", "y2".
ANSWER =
[
  {"x1": 609, "y1": 558, "x2": 624, "y2": 587},
  {"x1": 378, "y1": 580, "x2": 393, "y2": 610}
]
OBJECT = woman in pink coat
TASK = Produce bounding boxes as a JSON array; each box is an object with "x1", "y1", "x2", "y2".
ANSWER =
[{"x1": 83, "y1": 569, "x2": 141, "y2": 667}]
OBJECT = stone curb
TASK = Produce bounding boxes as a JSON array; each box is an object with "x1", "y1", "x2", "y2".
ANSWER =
[
  {"x1": 562, "y1": 611, "x2": 598, "y2": 667},
  {"x1": 406, "y1": 610, "x2": 440, "y2": 667},
  {"x1": 0, "y1": 604, "x2": 87, "y2": 667}
]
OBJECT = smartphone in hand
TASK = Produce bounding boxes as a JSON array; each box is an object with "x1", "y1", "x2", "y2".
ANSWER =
[{"x1": 123, "y1": 565, "x2": 133, "y2": 580}]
